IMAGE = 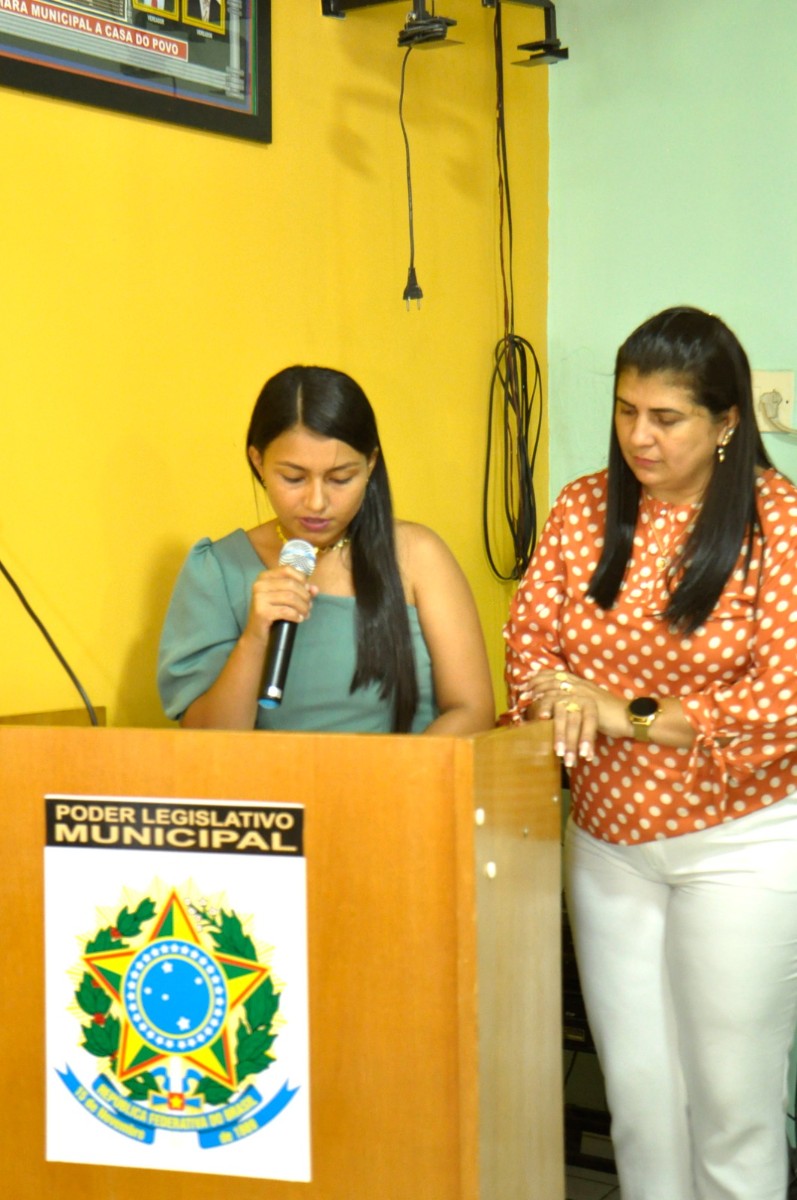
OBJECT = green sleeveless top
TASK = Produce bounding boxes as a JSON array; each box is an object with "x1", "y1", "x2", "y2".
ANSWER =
[{"x1": 157, "y1": 530, "x2": 438, "y2": 733}]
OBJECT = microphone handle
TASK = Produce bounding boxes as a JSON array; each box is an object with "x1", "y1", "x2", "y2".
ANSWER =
[{"x1": 259, "y1": 619, "x2": 299, "y2": 709}]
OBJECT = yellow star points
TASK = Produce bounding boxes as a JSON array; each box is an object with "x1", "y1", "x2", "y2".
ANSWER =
[{"x1": 83, "y1": 889, "x2": 269, "y2": 1089}]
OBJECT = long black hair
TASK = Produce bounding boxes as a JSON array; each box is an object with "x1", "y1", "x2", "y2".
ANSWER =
[
  {"x1": 587, "y1": 307, "x2": 774, "y2": 632},
  {"x1": 247, "y1": 365, "x2": 419, "y2": 732}
]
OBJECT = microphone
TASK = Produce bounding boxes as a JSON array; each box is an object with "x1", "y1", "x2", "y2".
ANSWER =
[{"x1": 259, "y1": 538, "x2": 317, "y2": 709}]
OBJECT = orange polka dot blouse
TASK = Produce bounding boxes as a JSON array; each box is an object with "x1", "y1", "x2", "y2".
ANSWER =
[{"x1": 504, "y1": 468, "x2": 797, "y2": 844}]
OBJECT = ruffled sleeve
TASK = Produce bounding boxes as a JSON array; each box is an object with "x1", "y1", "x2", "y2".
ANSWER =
[{"x1": 157, "y1": 537, "x2": 250, "y2": 721}]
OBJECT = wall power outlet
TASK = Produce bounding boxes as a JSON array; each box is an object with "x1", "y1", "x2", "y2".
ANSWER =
[{"x1": 752, "y1": 370, "x2": 794, "y2": 433}]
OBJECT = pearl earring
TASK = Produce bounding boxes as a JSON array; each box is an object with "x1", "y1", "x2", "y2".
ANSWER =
[{"x1": 717, "y1": 428, "x2": 734, "y2": 463}]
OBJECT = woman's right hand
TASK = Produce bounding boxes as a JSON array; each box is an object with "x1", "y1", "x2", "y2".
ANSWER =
[
  {"x1": 243, "y1": 566, "x2": 318, "y2": 646},
  {"x1": 181, "y1": 564, "x2": 317, "y2": 730}
]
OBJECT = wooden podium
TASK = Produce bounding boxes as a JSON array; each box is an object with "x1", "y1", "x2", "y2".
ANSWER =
[{"x1": 0, "y1": 722, "x2": 562, "y2": 1200}]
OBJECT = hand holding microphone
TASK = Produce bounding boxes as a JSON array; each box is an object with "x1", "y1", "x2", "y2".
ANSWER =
[{"x1": 258, "y1": 539, "x2": 317, "y2": 709}]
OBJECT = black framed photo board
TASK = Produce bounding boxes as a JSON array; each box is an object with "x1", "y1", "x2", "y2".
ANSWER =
[{"x1": 0, "y1": 0, "x2": 270, "y2": 140}]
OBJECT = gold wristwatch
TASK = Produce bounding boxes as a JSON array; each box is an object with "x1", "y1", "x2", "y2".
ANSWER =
[{"x1": 627, "y1": 696, "x2": 661, "y2": 742}]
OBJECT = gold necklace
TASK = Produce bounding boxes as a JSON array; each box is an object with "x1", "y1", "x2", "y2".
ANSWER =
[
  {"x1": 641, "y1": 494, "x2": 699, "y2": 574},
  {"x1": 276, "y1": 522, "x2": 351, "y2": 556}
]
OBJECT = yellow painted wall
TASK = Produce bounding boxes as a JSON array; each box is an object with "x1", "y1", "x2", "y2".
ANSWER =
[{"x1": 0, "y1": 1, "x2": 548, "y2": 726}]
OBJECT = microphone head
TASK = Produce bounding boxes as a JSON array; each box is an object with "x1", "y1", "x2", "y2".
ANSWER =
[{"x1": 278, "y1": 538, "x2": 317, "y2": 577}]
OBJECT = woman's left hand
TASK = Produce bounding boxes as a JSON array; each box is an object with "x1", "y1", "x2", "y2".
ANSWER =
[{"x1": 519, "y1": 669, "x2": 626, "y2": 767}]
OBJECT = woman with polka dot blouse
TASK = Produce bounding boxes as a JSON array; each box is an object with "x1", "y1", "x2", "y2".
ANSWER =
[{"x1": 504, "y1": 307, "x2": 797, "y2": 1200}]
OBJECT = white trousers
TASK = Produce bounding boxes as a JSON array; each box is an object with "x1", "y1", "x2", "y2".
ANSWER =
[{"x1": 564, "y1": 800, "x2": 797, "y2": 1200}]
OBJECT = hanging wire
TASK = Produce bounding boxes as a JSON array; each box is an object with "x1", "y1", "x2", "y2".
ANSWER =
[
  {"x1": 0, "y1": 555, "x2": 99, "y2": 725},
  {"x1": 482, "y1": 0, "x2": 543, "y2": 581},
  {"x1": 790, "y1": 1083, "x2": 797, "y2": 1193},
  {"x1": 564, "y1": 1048, "x2": 580, "y2": 1087},
  {"x1": 399, "y1": 45, "x2": 423, "y2": 307},
  {"x1": 484, "y1": 335, "x2": 543, "y2": 580}
]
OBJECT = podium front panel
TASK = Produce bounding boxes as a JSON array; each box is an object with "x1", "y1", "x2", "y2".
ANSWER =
[{"x1": 0, "y1": 723, "x2": 561, "y2": 1200}]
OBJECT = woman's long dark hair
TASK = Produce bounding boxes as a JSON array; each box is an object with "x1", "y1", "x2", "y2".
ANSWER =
[
  {"x1": 247, "y1": 365, "x2": 419, "y2": 732},
  {"x1": 587, "y1": 307, "x2": 774, "y2": 632}
]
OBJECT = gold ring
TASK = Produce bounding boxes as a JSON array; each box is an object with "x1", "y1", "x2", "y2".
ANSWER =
[
  {"x1": 555, "y1": 671, "x2": 568, "y2": 682},
  {"x1": 565, "y1": 701, "x2": 581, "y2": 713}
]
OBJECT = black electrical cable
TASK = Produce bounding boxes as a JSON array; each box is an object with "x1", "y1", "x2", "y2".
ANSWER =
[
  {"x1": 791, "y1": 1080, "x2": 797, "y2": 1192},
  {"x1": 484, "y1": 334, "x2": 543, "y2": 580},
  {"x1": 0, "y1": 555, "x2": 99, "y2": 726},
  {"x1": 482, "y1": 0, "x2": 543, "y2": 581},
  {"x1": 494, "y1": 0, "x2": 514, "y2": 335},
  {"x1": 399, "y1": 45, "x2": 423, "y2": 308},
  {"x1": 563, "y1": 1048, "x2": 579, "y2": 1087}
]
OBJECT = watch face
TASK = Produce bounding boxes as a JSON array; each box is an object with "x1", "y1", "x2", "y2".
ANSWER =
[{"x1": 630, "y1": 697, "x2": 659, "y2": 719}]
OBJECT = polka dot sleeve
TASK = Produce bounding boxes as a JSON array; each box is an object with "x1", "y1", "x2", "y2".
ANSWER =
[
  {"x1": 503, "y1": 476, "x2": 602, "y2": 720},
  {"x1": 678, "y1": 474, "x2": 797, "y2": 799}
]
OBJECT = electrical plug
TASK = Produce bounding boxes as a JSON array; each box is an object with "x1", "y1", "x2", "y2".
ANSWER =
[{"x1": 403, "y1": 266, "x2": 423, "y2": 310}]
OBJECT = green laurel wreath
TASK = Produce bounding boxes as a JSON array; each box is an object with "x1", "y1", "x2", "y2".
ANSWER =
[
  {"x1": 191, "y1": 906, "x2": 281, "y2": 1106},
  {"x1": 73, "y1": 896, "x2": 280, "y2": 1106},
  {"x1": 75, "y1": 898, "x2": 159, "y2": 1098}
]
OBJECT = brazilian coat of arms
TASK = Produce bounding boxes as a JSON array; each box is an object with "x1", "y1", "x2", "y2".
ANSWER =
[{"x1": 58, "y1": 884, "x2": 297, "y2": 1148}]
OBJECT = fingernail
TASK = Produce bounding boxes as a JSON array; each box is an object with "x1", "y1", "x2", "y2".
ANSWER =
[
  {"x1": 555, "y1": 741, "x2": 565, "y2": 758},
  {"x1": 579, "y1": 742, "x2": 591, "y2": 758},
  {"x1": 564, "y1": 751, "x2": 575, "y2": 768}
]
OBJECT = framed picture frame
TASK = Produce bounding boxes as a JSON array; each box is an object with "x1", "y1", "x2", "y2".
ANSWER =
[{"x1": 0, "y1": 0, "x2": 270, "y2": 141}]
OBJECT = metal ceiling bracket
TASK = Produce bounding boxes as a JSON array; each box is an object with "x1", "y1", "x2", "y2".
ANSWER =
[{"x1": 321, "y1": 0, "x2": 568, "y2": 64}]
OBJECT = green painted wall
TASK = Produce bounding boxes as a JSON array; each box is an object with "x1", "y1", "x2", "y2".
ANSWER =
[{"x1": 549, "y1": 0, "x2": 797, "y2": 497}]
